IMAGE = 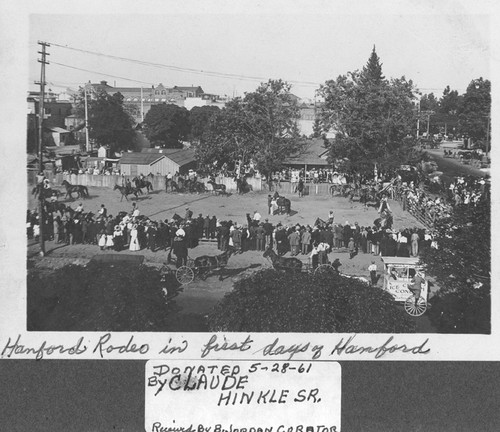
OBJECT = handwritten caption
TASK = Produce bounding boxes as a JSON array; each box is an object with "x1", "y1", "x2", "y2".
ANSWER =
[
  {"x1": 145, "y1": 360, "x2": 341, "y2": 432},
  {"x1": 1, "y1": 333, "x2": 430, "y2": 361}
]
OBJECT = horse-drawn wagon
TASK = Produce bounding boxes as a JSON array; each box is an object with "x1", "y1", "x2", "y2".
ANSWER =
[
  {"x1": 160, "y1": 249, "x2": 232, "y2": 285},
  {"x1": 263, "y1": 248, "x2": 340, "y2": 277}
]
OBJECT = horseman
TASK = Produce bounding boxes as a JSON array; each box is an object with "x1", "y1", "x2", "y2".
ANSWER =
[
  {"x1": 125, "y1": 178, "x2": 132, "y2": 194},
  {"x1": 297, "y1": 177, "x2": 304, "y2": 197}
]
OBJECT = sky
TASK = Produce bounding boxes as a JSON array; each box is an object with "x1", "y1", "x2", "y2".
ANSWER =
[{"x1": 23, "y1": 0, "x2": 494, "y2": 100}]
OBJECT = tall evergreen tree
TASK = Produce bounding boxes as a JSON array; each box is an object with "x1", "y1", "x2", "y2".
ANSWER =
[
  {"x1": 318, "y1": 49, "x2": 417, "y2": 174},
  {"x1": 361, "y1": 45, "x2": 385, "y2": 84}
]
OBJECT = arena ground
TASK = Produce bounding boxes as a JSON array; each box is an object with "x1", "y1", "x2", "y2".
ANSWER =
[{"x1": 27, "y1": 185, "x2": 435, "y2": 331}]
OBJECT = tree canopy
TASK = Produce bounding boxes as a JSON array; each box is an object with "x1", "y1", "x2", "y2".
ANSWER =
[
  {"x1": 193, "y1": 79, "x2": 306, "y2": 178},
  {"x1": 458, "y1": 77, "x2": 491, "y2": 142},
  {"x1": 143, "y1": 103, "x2": 190, "y2": 148},
  {"x1": 419, "y1": 195, "x2": 491, "y2": 333},
  {"x1": 74, "y1": 88, "x2": 136, "y2": 153},
  {"x1": 27, "y1": 262, "x2": 207, "y2": 332},
  {"x1": 317, "y1": 49, "x2": 418, "y2": 173},
  {"x1": 188, "y1": 105, "x2": 220, "y2": 143},
  {"x1": 208, "y1": 269, "x2": 415, "y2": 332}
]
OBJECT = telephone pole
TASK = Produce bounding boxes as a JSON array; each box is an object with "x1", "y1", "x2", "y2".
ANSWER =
[{"x1": 35, "y1": 41, "x2": 50, "y2": 256}]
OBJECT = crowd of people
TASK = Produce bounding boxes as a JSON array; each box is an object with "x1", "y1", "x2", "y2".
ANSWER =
[{"x1": 395, "y1": 174, "x2": 489, "y2": 224}]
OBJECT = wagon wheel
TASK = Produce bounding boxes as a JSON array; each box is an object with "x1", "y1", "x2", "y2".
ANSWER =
[
  {"x1": 314, "y1": 264, "x2": 337, "y2": 277},
  {"x1": 404, "y1": 296, "x2": 427, "y2": 316},
  {"x1": 176, "y1": 266, "x2": 195, "y2": 285}
]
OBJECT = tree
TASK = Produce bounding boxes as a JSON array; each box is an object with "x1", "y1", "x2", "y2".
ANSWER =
[
  {"x1": 419, "y1": 196, "x2": 490, "y2": 333},
  {"x1": 74, "y1": 89, "x2": 136, "y2": 153},
  {"x1": 208, "y1": 269, "x2": 415, "y2": 332},
  {"x1": 419, "y1": 93, "x2": 439, "y2": 112},
  {"x1": 188, "y1": 105, "x2": 220, "y2": 143},
  {"x1": 360, "y1": 45, "x2": 385, "y2": 85},
  {"x1": 143, "y1": 103, "x2": 190, "y2": 148},
  {"x1": 193, "y1": 79, "x2": 306, "y2": 180},
  {"x1": 27, "y1": 261, "x2": 207, "y2": 332},
  {"x1": 439, "y1": 86, "x2": 462, "y2": 116},
  {"x1": 318, "y1": 49, "x2": 418, "y2": 174},
  {"x1": 458, "y1": 78, "x2": 491, "y2": 142}
]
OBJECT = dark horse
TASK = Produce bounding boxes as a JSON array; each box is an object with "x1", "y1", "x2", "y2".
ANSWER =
[
  {"x1": 194, "y1": 250, "x2": 233, "y2": 281},
  {"x1": 235, "y1": 177, "x2": 253, "y2": 194},
  {"x1": 61, "y1": 180, "x2": 89, "y2": 200},
  {"x1": 113, "y1": 184, "x2": 141, "y2": 202},
  {"x1": 276, "y1": 196, "x2": 291, "y2": 215},
  {"x1": 32, "y1": 184, "x2": 60, "y2": 199},
  {"x1": 208, "y1": 179, "x2": 227, "y2": 196},
  {"x1": 165, "y1": 177, "x2": 181, "y2": 193},
  {"x1": 132, "y1": 176, "x2": 153, "y2": 193},
  {"x1": 263, "y1": 248, "x2": 302, "y2": 272}
]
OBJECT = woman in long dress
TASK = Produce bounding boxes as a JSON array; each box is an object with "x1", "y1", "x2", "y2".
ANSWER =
[{"x1": 129, "y1": 224, "x2": 140, "y2": 251}]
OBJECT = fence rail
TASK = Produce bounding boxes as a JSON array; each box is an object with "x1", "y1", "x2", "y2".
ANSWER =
[{"x1": 28, "y1": 171, "x2": 265, "y2": 193}]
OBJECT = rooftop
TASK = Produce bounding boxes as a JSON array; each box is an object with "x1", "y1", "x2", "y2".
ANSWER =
[{"x1": 119, "y1": 152, "x2": 166, "y2": 165}]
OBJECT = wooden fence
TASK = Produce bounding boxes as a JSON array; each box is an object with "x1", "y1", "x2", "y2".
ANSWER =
[{"x1": 28, "y1": 171, "x2": 264, "y2": 193}]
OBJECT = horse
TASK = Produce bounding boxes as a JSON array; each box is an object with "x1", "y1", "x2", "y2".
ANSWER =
[
  {"x1": 113, "y1": 184, "x2": 141, "y2": 202},
  {"x1": 374, "y1": 210, "x2": 394, "y2": 230},
  {"x1": 61, "y1": 180, "x2": 89, "y2": 200},
  {"x1": 236, "y1": 177, "x2": 253, "y2": 194},
  {"x1": 32, "y1": 184, "x2": 60, "y2": 200},
  {"x1": 276, "y1": 196, "x2": 291, "y2": 215},
  {"x1": 296, "y1": 180, "x2": 305, "y2": 197},
  {"x1": 194, "y1": 250, "x2": 233, "y2": 281},
  {"x1": 314, "y1": 217, "x2": 329, "y2": 228},
  {"x1": 132, "y1": 176, "x2": 153, "y2": 193},
  {"x1": 165, "y1": 178, "x2": 181, "y2": 193},
  {"x1": 263, "y1": 248, "x2": 302, "y2": 272},
  {"x1": 208, "y1": 180, "x2": 227, "y2": 196}
]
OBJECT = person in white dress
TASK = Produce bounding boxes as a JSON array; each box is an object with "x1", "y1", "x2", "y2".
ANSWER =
[{"x1": 129, "y1": 224, "x2": 140, "y2": 251}]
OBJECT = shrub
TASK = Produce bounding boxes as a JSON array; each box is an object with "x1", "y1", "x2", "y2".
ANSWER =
[
  {"x1": 208, "y1": 269, "x2": 415, "y2": 333},
  {"x1": 27, "y1": 261, "x2": 207, "y2": 332}
]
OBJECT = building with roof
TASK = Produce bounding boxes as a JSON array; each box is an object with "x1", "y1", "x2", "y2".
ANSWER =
[
  {"x1": 119, "y1": 152, "x2": 169, "y2": 176},
  {"x1": 141, "y1": 148, "x2": 197, "y2": 175},
  {"x1": 88, "y1": 81, "x2": 209, "y2": 122},
  {"x1": 283, "y1": 138, "x2": 331, "y2": 169}
]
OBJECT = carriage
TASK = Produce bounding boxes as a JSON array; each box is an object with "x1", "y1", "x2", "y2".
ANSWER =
[
  {"x1": 381, "y1": 257, "x2": 429, "y2": 316},
  {"x1": 263, "y1": 248, "x2": 340, "y2": 277},
  {"x1": 160, "y1": 249, "x2": 232, "y2": 285}
]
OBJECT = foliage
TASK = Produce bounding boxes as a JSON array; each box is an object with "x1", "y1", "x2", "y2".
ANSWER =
[
  {"x1": 193, "y1": 79, "x2": 306, "y2": 178},
  {"x1": 27, "y1": 262, "x2": 207, "y2": 332},
  {"x1": 458, "y1": 78, "x2": 491, "y2": 142},
  {"x1": 420, "y1": 196, "x2": 491, "y2": 333},
  {"x1": 439, "y1": 85, "x2": 463, "y2": 116},
  {"x1": 318, "y1": 49, "x2": 418, "y2": 174},
  {"x1": 143, "y1": 103, "x2": 190, "y2": 148},
  {"x1": 74, "y1": 89, "x2": 136, "y2": 153},
  {"x1": 188, "y1": 105, "x2": 220, "y2": 143},
  {"x1": 419, "y1": 93, "x2": 439, "y2": 112},
  {"x1": 360, "y1": 46, "x2": 385, "y2": 84},
  {"x1": 208, "y1": 269, "x2": 415, "y2": 332}
]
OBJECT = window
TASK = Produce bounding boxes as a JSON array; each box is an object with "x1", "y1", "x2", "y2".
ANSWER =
[
  {"x1": 161, "y1": 90, "x2": 166, "y2": 95},
  {"x1": 155, "y1": 90, "x2": 159, "y2": 95}
]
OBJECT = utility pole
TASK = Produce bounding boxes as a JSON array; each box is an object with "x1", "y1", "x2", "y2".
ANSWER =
[
  {"x1": 485, "y1": 113, "x2": 490, "y2": 157},
  {"x1": 416, "y1": 99, "x2": 420, "y2": 138},
  {"x1": 84, "y1": 81, "x2": 90, "y2": 152},
  {"x1": 141, "y1": 87, "x2": 144, "y2": 122},
  {"x1": 36, "y1": 41, "x2": 50, "y2": 256}
]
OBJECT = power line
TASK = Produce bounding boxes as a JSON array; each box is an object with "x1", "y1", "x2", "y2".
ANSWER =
[
  {"x1": 45, "y1": 41, "x2": 321, "y2": 87},
  {"x1": 50, "y1": 61, "x2": 155, "y2": 86}
]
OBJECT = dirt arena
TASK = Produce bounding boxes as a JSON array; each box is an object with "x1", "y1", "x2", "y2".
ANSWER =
[{"x1": 28, "y1": 185, "x2": 432, "y2": 329}]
